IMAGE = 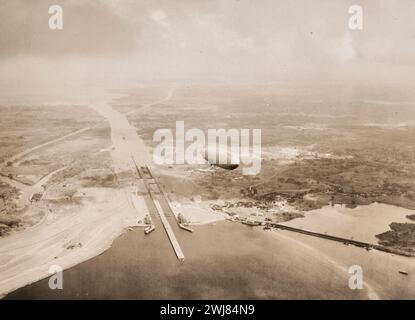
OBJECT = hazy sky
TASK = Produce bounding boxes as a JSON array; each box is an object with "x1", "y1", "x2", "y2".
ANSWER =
[{"x1": 1, "y1": 0, "x2": 414, "y2": 87}]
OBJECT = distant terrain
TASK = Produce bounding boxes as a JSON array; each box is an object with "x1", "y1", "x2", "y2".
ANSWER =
[
  {"x1": 122, "y1": 84, "x2": 415, "y2": 254},
  {"x1": 1, "y1": 83, "x2": 415, "y2": 254}
]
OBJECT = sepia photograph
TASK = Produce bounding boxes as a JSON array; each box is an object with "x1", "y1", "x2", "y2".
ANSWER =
[{"x1": 0, "y1": 0, "x2": 414, "y2": 307}]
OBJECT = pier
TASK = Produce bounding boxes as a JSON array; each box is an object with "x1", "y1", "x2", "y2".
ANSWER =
[
  {"x1": 268, "y1": 222, "x2": 412, "y2": 257},
  {"x1": 132, "y1": 157, "x2": 185, "y2": 261}
]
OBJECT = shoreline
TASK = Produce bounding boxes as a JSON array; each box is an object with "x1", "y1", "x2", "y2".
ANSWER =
[
  {"x1": 3, "y1": 200, "x2": 415, "y2": 299},
  {"x1": 0, "y1": 95, "x2": 154, "y2": 298},
  {"x1": 1, "y1": 90, "x2": 415, "y2": 299},
  {"x1": 5, "y1": 220, "x2": 371, "y2": 299},
  {"x1": 0, "y1": 187, "x2": 144, "y2": 298}
]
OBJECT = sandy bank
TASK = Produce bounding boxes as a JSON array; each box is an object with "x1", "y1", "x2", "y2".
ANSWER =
[
  {"x1": 171, "y1": 200, "x2": 227, "y2": 225},
  {"x1": 0, "y1": 187, "x2": 146, "y2": 297}
]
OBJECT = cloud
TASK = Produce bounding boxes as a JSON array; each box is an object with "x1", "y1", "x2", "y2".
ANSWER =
[
  {"x1": 1, "y1": 0, "x2": 415, "y2": 85},
  {"x1": 150, "y1": 9, "x2": 169, "y2": 28},
  {"x1": 332, "y1": 32, "x2": 358, "y2": 62},
  {"x1": 0, "y1": 0, "x2": 135, "y2": 58}
]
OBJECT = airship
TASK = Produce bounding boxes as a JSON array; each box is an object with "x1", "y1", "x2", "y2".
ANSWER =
[{"x1": 201, "y1": 145, "x2": 239, "y2": 170}]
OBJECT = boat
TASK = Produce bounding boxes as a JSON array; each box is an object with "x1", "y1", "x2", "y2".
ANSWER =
[
  {"x1": 144, "y1": 225, "x2": 155, "y2": 234},
  {"x1": 242, "y1": 219, "x2": 261, "y2": 226}
]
